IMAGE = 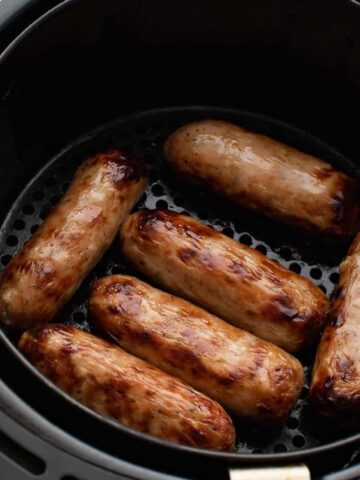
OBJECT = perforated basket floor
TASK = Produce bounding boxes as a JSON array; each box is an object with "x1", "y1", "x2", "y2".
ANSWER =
[{"x1": 0, "y1": 106, "x2": 358, "y2": 456}]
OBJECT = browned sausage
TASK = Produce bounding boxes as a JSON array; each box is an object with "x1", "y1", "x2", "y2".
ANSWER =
[
  {"x1": 89, "y1": 275, "x2": 304, "y2": 425},
  {"x1": 18, "y1": 324, "x2": 235, "y2": 450},
  {"x1": 0, "y1": 150, "x2": 147, "y2": 329},
  {"x1": 310, "y1": 233, "x2": 360, "y2": 426},
  {"x1": 164, "y1": 120, "x2": 360, "y2": 240},
  {"x1": 120, "y1": 209, "x2": 329, "y2": 352}
]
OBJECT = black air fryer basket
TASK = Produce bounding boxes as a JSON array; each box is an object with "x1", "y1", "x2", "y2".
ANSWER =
[{"x1": 1, "y1": 1, "x2": 360, "y2": 479}]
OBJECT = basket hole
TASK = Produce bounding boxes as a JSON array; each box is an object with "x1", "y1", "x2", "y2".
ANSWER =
[
  {"x1": 310, "y1": 267, "x2": 322, "y2": 280},
  {"x1": 121, "y1": 144, "x2": 133, "y2": 154},
  {"x1": 116, "y1": 130, "x2": 127, "y2": 139},
  {"x1": 292, "y1": 435, "x2": 305, "y2": 448},
  {"x1": 151, "y1": 184, "x2": 164, "y2": 197},
  {"x1": 71, "y1": 152, "x2": 84, "y2": 165},
  {"x1": 153, "y1": 135, "x2": 164, "y2": 144},
  {"x1": 319, "y1": 285, "x2": 327, "y2": 294},
  {"x1": 40, "y1": 207, "x2": 50, "y2": 220},
  {"x1": 1, "y1": 254, "x2": 12, "y2": 266},
  {"x1": 73, "y1": 294, "x2": 86, "y2": 306},
  {"x1": 286, "y1": 417, "x2": 299, "y2": 429},
  {"x1": 197, "y1": 209, "x2": 210, "y2": 220},
  {"x1": 289, "y1": 262, "x2": 301, "y2": 274},
  {"x1": 73, "y1": 311, "x2": 86, "y2": 323},
  {"x1": 234, "y1": 221, "x2": 244, "y2": 233},
  {"x1": 279, "y1": 247, "x2": 292, "y2": 261},
  {"x1": 156, "y1": 199, "x2": 168, "y2": 210},
  {"x1": 135, "y1": 123, "x2": 148, "y2": 134},
  {"x1": 330, "y1": 272, "x2": 339, "y2": 284},
  {"x1": 111, "y1": 265, "x2": 125, "y2": 275},
  {"x1": 252, "y1": 449, "x2": 264, "y2": 454},
  {"x1": 139, "y1": 139, "x2": 153, "y2": 149},
  {"x1": 22, "y1": 204, "x2": 35, "y2": 215},
  {"x1": 31, "y1": 224, "x2": 40, "y2": 234},
  {"x1": 44, "y1": 177, "x2": 56, "y2": 188},
  {"x1": 50, "y1": 195, "x2": 59, "y2": 206},
  {"x1": 222, "y1": 227, "x2": 234, "y2": 238},
  {"x1": 174, "y1": 196, "x2": 185, "y2": 207},
  {"x1": 239, "y1": 234, "x2": 252, "y2": 246},
  {"x1": 0, "y1": 430, "x2": 45, "y2": 475},
  {"x1": 144, "y1": 153, "x2": 157, "y2": 163},
  {"x1": 6, "y1": 235, "x2": 18, "y2": 247},
  {"x1": 181, "y1": 211, "x2": 191, "y2": 216},
  {"x1": 149, "y1": 168, "x2": 159, "y2": 183},
  {"x1": 32, "y1": 190, "x2": 44, "y2": 201},
  {"x1": 57, "y1": 165, "x2": 68, "y2": 175},
  {"x1": 274, "y1": 444, "x2": 287, "y2": 453},
  {"x1": 302, "y1": 405, "x2": 311, "y2": 416},
  {"x1": 151, "y1": 119, "x2": 165, "y2": 131},
  {"x1": 256, "y1": 244, "x2": 267, "y2": 255},
  {"x1": 13, "y1": 219, "x2": 25, "y2": 231}
]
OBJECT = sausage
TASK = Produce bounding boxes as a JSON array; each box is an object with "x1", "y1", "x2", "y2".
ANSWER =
[
  {"x1": 164, "y1": 119, "x2": 360, "y2": 240},
  {"x1": 120, "y1": 209, "x2": 329, "y2": 352},
  {"x1": 310, "y1": 233, "x2": 360, "y2": 426},
  {"x1": 89, "y1": 275, "x2": 304, "y2": 425},
  {"x1": 18, "y1": 324, "x2": 235, "y2": 451},
  {"x1": 0, "y1": 150, "x2": 147, "y2": 329}
]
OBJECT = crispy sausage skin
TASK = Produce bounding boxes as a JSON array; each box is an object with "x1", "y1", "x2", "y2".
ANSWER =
[
  {"x1": 120, "y1": 210, "x2": 329, "y2": 353},
  {"x1": 89, "y1": 275, "x2": 304, "y2": 425},
  {"x1": 18, "y1": 324, "x2": 235, "y2": 451},
  {"x1": 0, "y1": 150, "x2": 147, "y2": 329},
  {"x1": 310, "y1": 233, "x2": 360, "y2": 425},
  {"x1": 165, "y1": 120, "x2": 360, "y2": 240}
]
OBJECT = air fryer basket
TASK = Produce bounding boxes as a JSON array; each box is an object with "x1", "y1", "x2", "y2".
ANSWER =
[
  {"x1": 1, "y1": 105, "x2": 360, "y2": 469},
  {"x1": 0, "y1": 106, "x2": 354, "y2": 456},
  {"x1": 1, "y1": 0, "x2": 360, "y2": 479}
]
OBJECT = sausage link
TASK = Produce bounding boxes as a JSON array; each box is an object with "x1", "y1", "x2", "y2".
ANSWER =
[
  {"x1": 89, "y1": 275, "x2": 304, "y2": 425},
  {"x1": 19, "y1": 324, "x2": 235, "y2": 451},
  {"x1": 0, "y1": 150, "x2": 147, "y2": 329},
  {"x1": 165, "y1": 120, "x2": 360, "y2": 240},
  {"x1": 120, "y1": 209, "x2": 329, "y2": 352},
  {"x1": 310, "y1": 233, "x2": 360, "y2": 426}
]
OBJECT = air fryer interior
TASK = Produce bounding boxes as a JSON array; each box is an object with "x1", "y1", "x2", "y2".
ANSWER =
[
  {"x1": 1, "y1": 0, "x2": 360, "y2": 477},
  {"x1": 0, "y1": 104, "x2": 357, "y2": 454}
]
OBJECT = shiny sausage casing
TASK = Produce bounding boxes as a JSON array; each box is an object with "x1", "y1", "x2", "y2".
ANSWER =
[
  {"x1": 165, "y1": 119, "x2": 360, "y2": 240},
  {"x1": 19, "y1": 324, "x2": 235, "y2": 451},
  {"x1": 120, "y1": 209, "x2": 329, "y2": 352},
  {"x1": 310, "y1": 233, "x2": 360, "y2": 426},
  {"x1": 89, "y1": 275, "x2": 304, "y2": 424},
  {"x1": 0, "y1": 150, "x2": 147, "y2": 329}
]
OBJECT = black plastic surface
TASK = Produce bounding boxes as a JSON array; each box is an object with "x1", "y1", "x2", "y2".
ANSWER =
[{"x1": 0, "y1": 0, "x2": 63, "y2": 51}]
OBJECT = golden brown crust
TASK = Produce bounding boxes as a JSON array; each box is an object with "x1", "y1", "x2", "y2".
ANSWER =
[
  {"x1": 120, "y1": 209, "x2": 329, "y2": 352},
  {"x1": 164, "y1": 120, "x2": 360, "y2": 240},
  {"x1": 0, "y1": 150, "x2": 147, "y2": 329},
  {"x1": 310, "y1": 232, "x2": 360, "y2": 425},
  {"x1": 18, "y1": 324, "x2": 235, "y2": 451},
  {"x1": 89, "y1": 275, "x2": 304, "y2": 424}
]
